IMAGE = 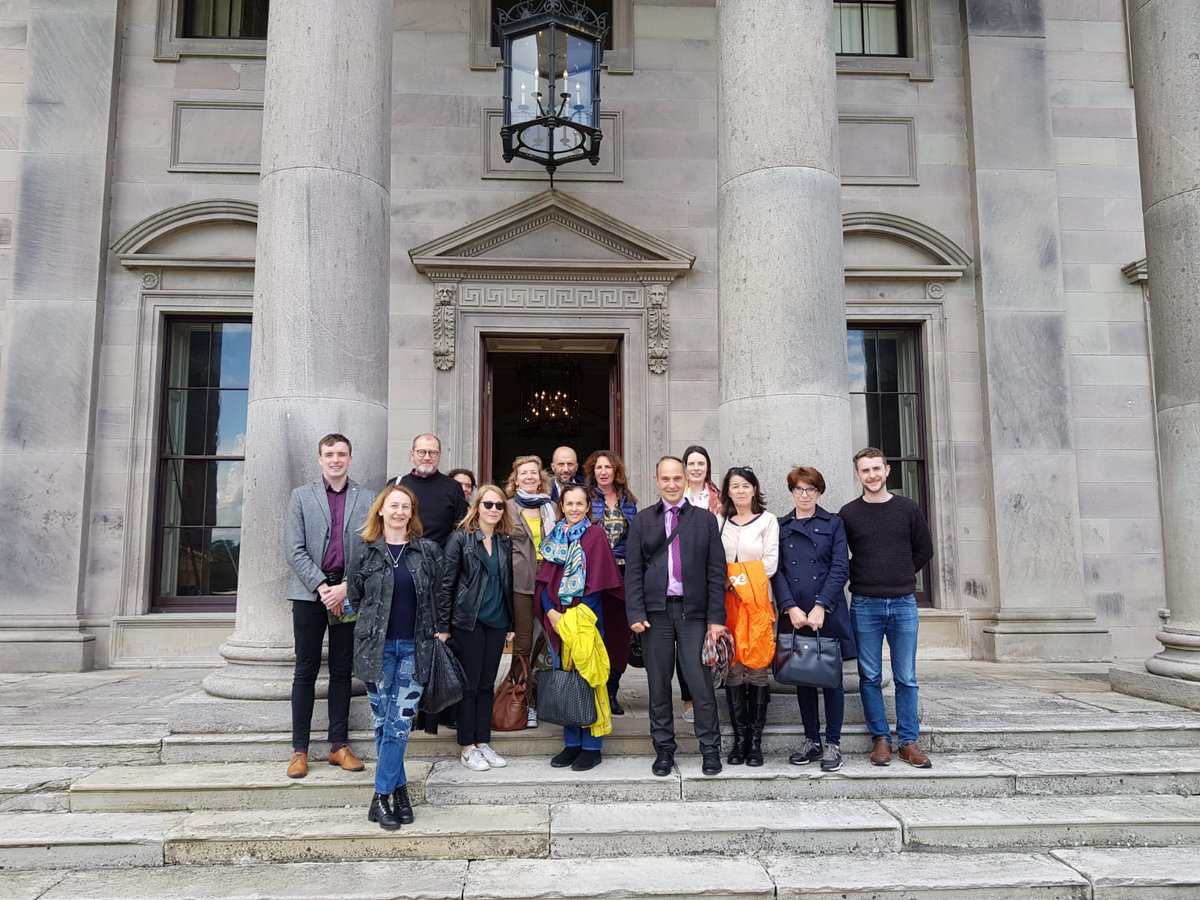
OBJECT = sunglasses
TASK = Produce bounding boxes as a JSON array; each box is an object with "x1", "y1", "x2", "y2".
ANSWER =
[{"x1": 480, "y1": 500, "x2": 505, "y2": 510}]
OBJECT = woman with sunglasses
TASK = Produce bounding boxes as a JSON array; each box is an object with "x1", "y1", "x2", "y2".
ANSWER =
[
  {"x1": 770, "y1": 465, "x2": 855, "y2": 773},
  {"x1": 534, "y1": 483, "x2": 625, "y2": 771},
  {"x1": 716, "y1": 465, "x2": 779, "y2": 766},
  {"x1": 436, "y1": 485, "x2": 516, "y2": 771}
]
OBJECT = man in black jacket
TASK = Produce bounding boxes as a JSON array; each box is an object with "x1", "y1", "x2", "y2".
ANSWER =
[
  {"x1": 392, "y1": 433, "x2": 468, "y2": 547},
  {"x1": 626, "y1": 455, "x2": 727, "y2": 776}
]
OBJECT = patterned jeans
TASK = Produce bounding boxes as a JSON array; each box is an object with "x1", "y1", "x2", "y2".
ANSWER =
[{"x1": 365, "y1": 639, "x2": 424, "y2": 794}]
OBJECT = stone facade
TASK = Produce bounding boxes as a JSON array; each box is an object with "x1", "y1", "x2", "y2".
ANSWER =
[{"x1": 0, "y1": 0, "x2": 1187, "y2": 677}]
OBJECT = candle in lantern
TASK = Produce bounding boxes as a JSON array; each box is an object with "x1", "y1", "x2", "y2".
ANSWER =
[
  {"x1": 520, "y1": 82, "x2": 526, "y2": 106},
  {"x1": 575, "y1": 81, "x2": 581, "y2": 105}
]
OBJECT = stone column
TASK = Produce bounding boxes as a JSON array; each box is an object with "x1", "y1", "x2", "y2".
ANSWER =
[
  {"x1": 961, "y1": 1, "x2": 1109, "y2": 660},
  {"x1": 203, "y1": 0, "x2": 393, "y2": 699},
  {"x1": 0, "y1": 1, "x2": 123, "y2": 672},
  {"x1": 1118, "y1": 0, "x2": 1200, "y2": 691},
  {"x1": 716, "y1": 0, "x2": 853, "y2": 510}
]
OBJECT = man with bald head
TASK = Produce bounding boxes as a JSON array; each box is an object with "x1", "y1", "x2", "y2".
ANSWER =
[
  {"x1": 392, "y1": 433, "x2": 467, "y2": 547},
  {"x1": 548, "y1": 445, "x2": 584, "y2": 502}
]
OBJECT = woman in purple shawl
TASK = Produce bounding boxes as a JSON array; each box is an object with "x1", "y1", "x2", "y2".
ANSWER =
[{"x1": 534, "y1": 483, "x2": 627, "y2": 771}]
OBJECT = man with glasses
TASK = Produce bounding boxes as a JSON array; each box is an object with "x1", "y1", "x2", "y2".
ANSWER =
[
  {"x1": 393, "y1": 433, "x2": 468, "y2": 547},
  {"x1": 840, "y1": 447, "x2": 934, "y2": 769}
]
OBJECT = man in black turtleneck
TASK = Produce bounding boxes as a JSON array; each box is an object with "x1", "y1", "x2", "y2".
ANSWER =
[{"x1": 391, "y1": 433, "x2": 467, "y2": 547}]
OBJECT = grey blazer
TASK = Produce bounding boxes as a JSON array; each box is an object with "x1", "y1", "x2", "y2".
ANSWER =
[{"x1": 284, "y1": 478, "x2": 371, "y2": 602}]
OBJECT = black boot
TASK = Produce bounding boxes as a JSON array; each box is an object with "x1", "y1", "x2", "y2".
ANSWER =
[
  {"x1": 746, "y1": 684, "x2": 770, "y2": 767},
  {"x1": 608, "y1": 680, "x2": 625, "y2": 716},
  {"x1": 724, "y1": 684, "x2": 749, "y2": 765},
  {"x1": 391, "y1": 784, "x2": 414, "y2": 825},
  {"x1": 368, "y1": 792, "x2": 400, "y2": 830}
]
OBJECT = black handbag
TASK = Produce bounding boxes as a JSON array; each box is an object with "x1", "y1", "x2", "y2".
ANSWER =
[
  {"x1": 627, "y1": 632, "x2": 645, "y2": 668},
  {"x1": 534, "y1": 668, "x2": 597, "y2": 728},
  {"x1": 420, "y1": 639, "x2": 466, "y2": 714},
  {"x1": 774, "y1": 629, "x2": 843, "y2": 690}
]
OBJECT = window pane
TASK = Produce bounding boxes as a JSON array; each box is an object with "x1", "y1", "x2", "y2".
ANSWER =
[
  {"x1": 182, "y1": 0, "x2": 269, "y2": 39},
  {"x1": 181, "y1": 389, "x2": 213, "y2": 456},
  {"x1": 213, "y1": 460, "x2": 245, "y2": 527},
  {"x1": 214, "y1": 390, "x2": 248, "y2": 456},
  {"x1": 186, "y1": 325, "x2": 212, "y2": 387},
  {"x1": 214, "y1": 322, "x2": 251, "y2": 388},
  {"x1": 160, "y1": 459, "x2": 215, "y2": 527},
  {"x1": 833, "y1": 4, "x2": 864, "y2": 54},
  {"x1": 850, "y1": 392, "x2": 870, "y2": 450},
  {"x1": 875, "y1": 334, "x2": 899, "y2": 392},
  {"x1": 161, "y1": 526, "x2": 206, "y2": 596},
  {"x1": 834, "y1": 1, "x2": 902, "y2": 57},
  {"x1": 847, "y1": 330, "x2": 868, "y2": 392},
  {"x1": 864, "y1": 4, "x2": 900, "y2": 55},
  {"x1": 208, "y1": 528, "x2": 241, "y2": 594}
]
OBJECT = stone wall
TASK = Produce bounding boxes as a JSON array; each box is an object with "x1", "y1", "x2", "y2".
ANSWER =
[{"x1": 0, "y1": 0, "x2": 29, "y2": 404}]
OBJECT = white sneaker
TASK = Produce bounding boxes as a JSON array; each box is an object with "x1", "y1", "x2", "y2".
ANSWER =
[
  {"x1": 476, "y1": 743, "x2": 508, "y2": 768},
  {"x1": 683, "y1": 706, "x2": 695, "y2": 723},
  {"x1": 460, "y1": 747, "x2": 489, "y2": 771},
  {"x1": 527, "y1": 707, "x2": 538, "y2": 728}
]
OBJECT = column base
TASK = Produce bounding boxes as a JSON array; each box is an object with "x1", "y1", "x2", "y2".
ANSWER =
[
  {"x1": 202, "y1": 635, "x2": 297, "y2": 700},
  {"x1": 0, "y1": 627, "x2": 95, "y2": 673},
  {"x1": 981, "y1": 608, "x2": 1112, "y2": 662},
  {"x1": 1109, "y1": 665, "x2": 1200, "y2": 711}
]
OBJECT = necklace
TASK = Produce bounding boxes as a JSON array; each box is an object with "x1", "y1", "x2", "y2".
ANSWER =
[{"x1": 387, "y1": 541, "x2": 408, "y2": 568}]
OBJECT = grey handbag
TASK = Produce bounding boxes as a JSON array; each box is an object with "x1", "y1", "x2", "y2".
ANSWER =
[
  {"x1": 774, "y1": 629, "x2": 843, "y2": 690},
  {"x1": 534, "y1": 668, "x2": 597, "y2": 728}
]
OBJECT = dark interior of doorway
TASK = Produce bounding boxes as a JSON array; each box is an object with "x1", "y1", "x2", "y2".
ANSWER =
[{"x1": 482, "y1": 335, "x2": 621, "y2": 486}]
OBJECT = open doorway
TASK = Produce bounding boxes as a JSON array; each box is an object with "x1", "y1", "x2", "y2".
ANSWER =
[{"x1": 480, "y1": 334, "x2": 623, "y2": 485}]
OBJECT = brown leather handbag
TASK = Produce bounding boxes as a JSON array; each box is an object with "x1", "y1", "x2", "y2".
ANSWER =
[{"x1": 491, "y1": 654, "x2": 530, "y2": 731}]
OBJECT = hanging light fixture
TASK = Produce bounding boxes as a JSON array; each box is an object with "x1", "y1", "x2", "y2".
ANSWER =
[
  {"x1": 518, "y1": 354, "x2": 583, "y2": 432},
  {"x1": 497, "y1": 0, "x2": 608, "y2": 185}
]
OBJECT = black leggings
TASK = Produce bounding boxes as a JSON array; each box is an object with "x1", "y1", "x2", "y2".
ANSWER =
[{"x1": 450, "y1": 625, "x2": 507, "y2": 746}]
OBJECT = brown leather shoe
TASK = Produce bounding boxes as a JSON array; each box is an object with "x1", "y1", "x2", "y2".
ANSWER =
[
  {"x1": 869, "y1": 736, "x2": 892, "y2": 766},
  {"x1": 328, "y1": 746, "x2": 366, "y2": 772},
  {"x1": 898, "y1": 742, "x2": 932, "y2": 768},
  {"x1": 287, "y1": 752, "x2": 309, "y2": 779}
]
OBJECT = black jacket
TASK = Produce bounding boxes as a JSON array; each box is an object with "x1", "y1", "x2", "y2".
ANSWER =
[
  {"x1": 347, "y1": 536, "x2": 442, "y2": 684},
  {"x1": 625, "y1": 500, "x2": 726, "y2": 626},
  {"x1": 435, "y1": 528, "x2": 515, "y2": 633}
]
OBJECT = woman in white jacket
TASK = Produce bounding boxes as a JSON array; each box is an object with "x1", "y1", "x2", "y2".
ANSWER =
[{"x1": 716, "y1": 466, "x2": 779, "y2": 767}]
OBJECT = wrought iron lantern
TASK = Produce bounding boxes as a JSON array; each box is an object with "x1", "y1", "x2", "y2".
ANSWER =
[{"x1": 497, "y1": 0, "x2": 608, "y2": 184}]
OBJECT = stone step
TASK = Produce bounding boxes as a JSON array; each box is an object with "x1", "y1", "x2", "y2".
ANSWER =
[
  {"x1": 0, "y1": 727, "x2": 165, "y2": 768},
  {"x1": 883, "y1": 793, "x2": 1200, "y2": 850},
  {"x1": 426, "y1": 756, "x2": 679, "y2": 805},
  {"x1": 163, "y1": 804, "x2": 549, "y2": 864},
  {"x1": 68, "y1": 760, "x2": 430, "y2": 812},
  {"x1": 549, "y1": 799, "x2": 901, "y2": 857},
  {"x1": 0, "y1": 767, "x2": 93, "y2": 812},
  {"x1": 0, "y1": 810, "x2": 185, "y2": 870},
  {"x1": 1050, "y1": 846, "x2": 1200, "y2": 899}
]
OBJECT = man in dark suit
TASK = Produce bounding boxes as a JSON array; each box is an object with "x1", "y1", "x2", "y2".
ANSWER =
[
  {"x1": 284, "y1": 433, "x2": 371, "y2": 779},
  {"x1": 626, "y1": 455, "x2": 727, "y2": 776}
]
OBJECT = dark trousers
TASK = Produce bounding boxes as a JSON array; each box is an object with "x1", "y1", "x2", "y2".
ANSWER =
[
  {"x1": 797, "y1": 685, "x2": 845, "y2": 745},
  {"x1": 451, "y1": 624, "x2": 508, "y2": 746},
  {"x1": 291, "y1": 599, "x2": 354, "y2": 751},
  {"x1": 642, "y1": 603, "x2": 720, "y2": 752}
]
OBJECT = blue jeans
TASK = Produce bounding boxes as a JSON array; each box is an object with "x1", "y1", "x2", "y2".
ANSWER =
[
  {"x1": 542, "y1": 591, "x2": 604, "y2": 752},
  {"x1": 365, "y1": 639, "x2": 423, "y2": 794},
  {"x1": 851, "y1": 594, "x2": 920, "y2": 746}
]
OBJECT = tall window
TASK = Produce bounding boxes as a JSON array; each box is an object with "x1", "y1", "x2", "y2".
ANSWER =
[
  {"x1": 155, "y1": 319, "x2": 251, "y2": 611},
  {"x1": 182, "y1": 0, "x2": 269, "y2": 39},
  {"x1": 847, "y1": 324, "x2": 931, "y2": 604},
  {"x1": 834, "y1": 1, "x2": 904, "y2": 57}
]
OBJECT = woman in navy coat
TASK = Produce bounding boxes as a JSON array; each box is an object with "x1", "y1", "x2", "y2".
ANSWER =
[{"x1": 771, "y1": 465, "x2": 857, "y2": 773}]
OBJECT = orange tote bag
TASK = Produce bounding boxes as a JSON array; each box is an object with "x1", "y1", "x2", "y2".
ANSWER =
[{"x1": 724, "y1": 559, "x2": 776, "y2": 669}]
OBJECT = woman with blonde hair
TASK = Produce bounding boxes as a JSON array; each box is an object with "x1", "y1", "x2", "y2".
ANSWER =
[
  {"x1": 436, "y1": 484, "x2": 516, "y2": 770},
  {"x1": 504, "y1": 455, "x2": 558, "y2": 727},
  {"x1": 347, "y1": 482, "x2": 442, "y2": 830}
]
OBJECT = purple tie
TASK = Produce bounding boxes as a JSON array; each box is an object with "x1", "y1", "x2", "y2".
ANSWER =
[{"x1": 667, "y1": 505, "x2": 683, "y2": 584}]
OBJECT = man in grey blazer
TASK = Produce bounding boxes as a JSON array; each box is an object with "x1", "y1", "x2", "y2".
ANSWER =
[{"x1": 285, "y1": 433, "x2": 371, "y2": 778}]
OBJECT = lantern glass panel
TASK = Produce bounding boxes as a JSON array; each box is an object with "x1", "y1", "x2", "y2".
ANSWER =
[
  {"x1": 510, "y1": 31, "x2": 540, "y2": 122},
  {"x1": 565, "y1": 32, "x2": 596, "y2": 128}
]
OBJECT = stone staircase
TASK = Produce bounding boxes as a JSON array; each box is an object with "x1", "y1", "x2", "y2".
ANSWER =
[{"x1": 3, "y1": 663, "x2": 1200, "y2": 898}]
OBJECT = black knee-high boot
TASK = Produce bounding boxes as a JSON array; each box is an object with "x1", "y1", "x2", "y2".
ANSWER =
[
  {"x1": 746, "y1": 684, "x2": 770, "y2": 767},
  {"x1": 724, "y1": 684, "x2": 749, "y2": 765}
]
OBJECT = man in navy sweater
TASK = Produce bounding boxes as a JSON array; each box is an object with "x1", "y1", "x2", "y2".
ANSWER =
[
  {"x1": 840, "y1": 447, "x2": 934, "y2": 769},
  {"x1": 392, "y1": 433, "x2": 467, "y2": 548}
]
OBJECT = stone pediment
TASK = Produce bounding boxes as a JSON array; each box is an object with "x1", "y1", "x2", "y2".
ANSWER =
[{"x1": 408, "y1": 190, "x2": 695, "y2": 282}]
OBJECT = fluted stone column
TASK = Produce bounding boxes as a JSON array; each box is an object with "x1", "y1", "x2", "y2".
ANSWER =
[
  {"x1": 961, "y1": 1, "x2": 1109, "y2": 661},
  {"x1": 716, "y1": 0, "x2": 853, "y2": 510},
  {"x1": 0, "y1": 1, "x2": 123, "y2": 672},
  {"x1": 203, "y1": 0, "x2": 392, "y2": 699},
  {"x1": 1118, "y1": 0, "x2": 1200, "y2": 691}
]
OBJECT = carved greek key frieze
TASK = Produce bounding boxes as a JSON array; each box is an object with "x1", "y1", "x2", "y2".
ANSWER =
[
  {"x1": 433, "y1": 283, "x2": 458, "y2": 372},
  {"x1": 646, "y1": 282, "x2": 669, "y2": 375}
]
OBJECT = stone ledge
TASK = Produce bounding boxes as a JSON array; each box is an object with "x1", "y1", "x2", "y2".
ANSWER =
[{"x1": 1110, "y1": 666, "x2": 1200, "y2": 712}]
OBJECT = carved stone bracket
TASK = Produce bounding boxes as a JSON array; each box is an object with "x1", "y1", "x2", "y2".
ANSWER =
[
  {"x1": 646, "y1": 281, "x2": 670, "y2": 375},
  {"x1": 433, "y1": 282, "x2": 458, "y2": 372}
]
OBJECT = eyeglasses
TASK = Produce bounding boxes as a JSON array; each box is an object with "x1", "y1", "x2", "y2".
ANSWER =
[
  {"x1": 480, "y1": 500, "x2": 505, "y2": 510},
  {"x1": 792, "y1": 486, "x2": 821, "y2": 495},
  {"x1": 413, "y1": 449, "x2": 440, "y2": 458}
]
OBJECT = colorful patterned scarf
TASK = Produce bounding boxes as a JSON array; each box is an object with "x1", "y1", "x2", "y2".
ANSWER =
[{"x1": 540, "y1": 518, "x2": 590, "y2": 603}]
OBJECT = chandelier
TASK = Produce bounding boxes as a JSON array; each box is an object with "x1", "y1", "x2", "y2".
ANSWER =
[{"x1": 518, "y1": 354, "x2": 583, "y2": 432}]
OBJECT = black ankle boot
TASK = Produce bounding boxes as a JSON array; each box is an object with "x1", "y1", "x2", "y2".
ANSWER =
[
  {"x1": 368, "y1": 792, "x2": 401, "y2": 830},
  {"x1": 746, "y1": 684, "x2": 770, "y2": 767},
  {"x1": 724, "y1": 684, "x2": 748, "y2": 765},
  {"x1": 391, "y1": 784, "x2": 414, "y2": 825},
  {"x1": 608, "y1": 682, "x2": 625, "y2": 715}
]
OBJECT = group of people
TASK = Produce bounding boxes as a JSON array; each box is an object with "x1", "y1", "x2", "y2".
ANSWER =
[{"x1": 284, "y1": 432, "x2": 933, "y2": 830}]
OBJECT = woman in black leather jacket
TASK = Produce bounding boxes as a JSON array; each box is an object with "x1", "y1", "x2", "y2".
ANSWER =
[
  {"x1": 347, "y1": 482, "x2": 442, "y2": 830},
  {"x1": 436, "y1": 484, "x2": 515, "y2": 771}
]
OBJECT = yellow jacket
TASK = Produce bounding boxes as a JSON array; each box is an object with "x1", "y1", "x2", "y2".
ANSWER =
[{"x1": 557, "y1": 604, "x2": 612, "y2": 737}]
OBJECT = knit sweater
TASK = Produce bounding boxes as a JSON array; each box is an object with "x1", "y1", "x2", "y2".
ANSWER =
[
  {"x1": 395, "y1": 470, "x2": 468, "y2": 548},
  {"x1": 838, "y1": 494, "x2": 934, "y2": 598}
]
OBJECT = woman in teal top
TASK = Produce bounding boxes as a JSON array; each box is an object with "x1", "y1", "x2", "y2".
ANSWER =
[{"x1": 435, "y1": 485, "x2": 515, "y2": 772}]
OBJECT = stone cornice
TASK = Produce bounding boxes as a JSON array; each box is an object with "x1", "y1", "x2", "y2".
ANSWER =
[{"x1": 112, "y1": 199, "x2": 258, "y2": 270}]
